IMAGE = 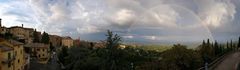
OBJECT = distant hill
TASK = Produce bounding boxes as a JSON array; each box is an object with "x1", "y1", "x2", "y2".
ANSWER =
[{"x1": 137, "y1": 45, "x2": 172, "y2": 52}]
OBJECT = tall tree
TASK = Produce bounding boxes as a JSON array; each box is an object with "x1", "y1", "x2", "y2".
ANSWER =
[
  {"x1": 231, "y1": 40, "x2": 233, "y2": 51},
  {"x1": 207, "y1": 39, "x2": 210, "y2": 47},
  {"x1": 50, "y1": 42, "x2": 54, "y2": 51},
  {"x1": 41, "y1": 31, "x2": 49, "y2": 44},
  {"x1": 214, "y1": 40, "x2": 219, "y2": 56},
  {"x1": 104, "y1": 30, "x2": 122, "y2": 70},
  {"x1": 238, "y1": 37, "x2": 240, "y2": 49},
  {"x1": 202, "y1": 40, "x2": 206, "y2": 47},
  {"x1": 227, "y1": 41, "x2": 229, "y2": 51},
  {"x1": 33, "y1": 29, "x2": 40, "y2": 43},
  {"x1": 105, "y1": 30, "x2": 121, "y2": 49},
  {"x1": 58, "y1": 46, "x2": 69, "y2": 65}
]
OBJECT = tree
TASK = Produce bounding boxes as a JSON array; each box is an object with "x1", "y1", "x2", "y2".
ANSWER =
[
  {"x1": 214, "y1": 40, "x2": 219, "y2": 56},
  {"x1": 202, "y1": 40, "x2": 206, "y2": 47},
  {"x1": 238, "y1": 37, "x2": 240, "y2": 49},
  {"x1": 104, "y1": 30, "x2": 122, "y2": 70},
  {"x1": 64, "y1": 47, "x2": 101, "y2": 70},
  {"x1": 41, "y1": 31, "x2": 49, "y2": 44},
  {"x1": 227, "y1": 41, "x2": 230, "y2": 52},
  {"x1": 161, "y1": 44, "x2": 202, "y2": 70},
  {"x1": 61, "y1": 30, "x2": 136, "y2": 70},
  {"x1": 3, "y1": 32, "x2": 13, "y2": 39},
  {"x1": 207, "y1": 39, "x2": 210, "y2": 48},
  {"x1": 230, "y1": 40, "x2": 233, "y2": 51},
  {"x1": 58, "y1": 46, "x2": 69, "y2": 65},
  {"x1": 50, "y1": 42, "x2": 55, "y2": 52},
  {"x1": 33, "y1": 29, "x2": 40, "y2": 43},
  {"x1": 105, "y1": 30, "x2": 121, "y2": 49}
]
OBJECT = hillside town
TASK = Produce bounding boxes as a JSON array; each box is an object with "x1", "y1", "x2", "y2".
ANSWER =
[
  {"x1": 1, "y1": 0, "x2": 240, "y2": 69},
  {"x1": 0, "y1": 18, "x2": 77, "y2": 70}
]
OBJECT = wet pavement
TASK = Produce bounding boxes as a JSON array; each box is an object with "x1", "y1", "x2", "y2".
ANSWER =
[{"x1": 214, "y1": 51, "x2": 240, "y2": 70}]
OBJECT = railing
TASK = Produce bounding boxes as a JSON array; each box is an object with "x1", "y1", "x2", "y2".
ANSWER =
[{"x1": 198, "y1": 51, "x2": 234, "y2": 70}]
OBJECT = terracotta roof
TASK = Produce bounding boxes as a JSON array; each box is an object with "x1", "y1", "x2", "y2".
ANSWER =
[{"x1": 8, "y1": 40, "x2": 24, "y2": 46}]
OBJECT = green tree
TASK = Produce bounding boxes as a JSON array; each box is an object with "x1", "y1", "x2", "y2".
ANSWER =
[
  {"x1": 41, "y1": 31, "x2": 49, "y2": 44},
  {"x1": 230, "y1": 40, "x2": 233, "y2": 51},
  {"x1": 65, "y1": 47, "x2": 102, "y2": 70},
  {"x1": 199, "y1": 39, "x2": 213, "y2": 63},
  {"x1": 3, "y1": 32, "x2": 13, "y2": 39},
  {"x1": 214, "y1": 40, "x2": 219, "y2": 56},
  {"x1": 161, "y1": 44, "x2": 202, "y2": 70},
  {"x1": 50, "y1": 42, "x2": 55, "y2": 52},
  {"x1": 33, "y1": 29, "x2": 40, "y2": 43},
  {"x1": 238, "y1": 37, "x2": 240, "y2": 49},
  {"x1": 58, "y1": 46, "x2": 69, "y2": 65},
  {"x1": 104, "y1": 30, "x2": 122, "y2": 70}
]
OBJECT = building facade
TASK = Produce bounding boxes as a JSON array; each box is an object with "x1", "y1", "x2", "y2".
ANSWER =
[
  {"x1": 62, "y1": 37, "x2": 73, "y2": 48},
  {"x1": 0, "y1": 39, "x2": 27, "y2": 70},
  {"x1": 24, "y1": 43, "x2": 50, "y2": 64},
  {"x1": 49, "y1": 35, "x2": 62, "y2": 47},
  {"x1": 9, "y1": 26, "x2": 34, "y2": 44},
  {"x1": 0, "y1": 44, "x2": 14, "y2": 70}
]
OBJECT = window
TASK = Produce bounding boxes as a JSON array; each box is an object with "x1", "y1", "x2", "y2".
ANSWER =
[
  {"x1": 8, "y1": 63, "x2": 11, "y2": 68},
  {"x1": 37, "y1": 49, "x2": 40, "y2": 51},
  {"x1": 18, "y1": 59, "x2": 20, "y2": 63},
  {"x1": 21, "y1": 50, "x2": 22, "y2": 54},
  {"x1": 42, "y1": 49, "x2": 45, "y2": 51},
  {"x1": 8, "y1": 53, "x2": 11, "y2": 59},
  {"x1": 43, "y1": 54, "x2": 44, "y2": 57},
  {"x1": 38, "y1": 55, "x2": 40, "y2": 58}
]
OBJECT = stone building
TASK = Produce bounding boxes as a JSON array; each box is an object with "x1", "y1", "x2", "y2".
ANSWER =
[
  {"x1": 24, "y1": 43, "x2": 50, "y2": 64},
  {"x1": 8, "y1": 25, "x2": 34, "y2": 44},
  {"x1": 0, "y1": 43, "x2": 14, "y2": 70},
  {"x1": 0, "y1": 39, "x2": 28, "y2": 70},
  {"x1": 62, "y1": 37, "x2": 73, "y2": 48},
  {"x1": 49, "y1": 35, "x2": 62, "y2": 47}
]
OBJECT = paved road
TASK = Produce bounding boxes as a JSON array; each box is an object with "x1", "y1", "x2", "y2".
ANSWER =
[
  {"x1": 214, "y1": 51, "x2": 240, "y2": 70},
  {"x1": 29, "y1": 53, "x2": 61, "y2": 70}
]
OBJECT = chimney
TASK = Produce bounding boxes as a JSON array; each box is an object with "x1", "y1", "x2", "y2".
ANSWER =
[{"x1": 22, "y1": 24, "x2": 23, "y2": 27}]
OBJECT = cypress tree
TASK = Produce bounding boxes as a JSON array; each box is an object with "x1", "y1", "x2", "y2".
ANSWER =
[
  {"x1": 214, "y1": 40, "x2": 219, "y2": 56},
  {"x1": 41, "y1": 31, "x2": 50, "y2": 44},
  {"x1": 231, "y1": 40, "x2": 233, "y2": 51},
  {"x1": 238, "y1": 37, "x2": 240, "y2": 49},
  {"x1": 33, "y1": 29, "x2": 39, "y2": 43},
  {"x1": 226, "y1": 41, "x2": 229, "y2": 52},
  {"x1": 207, "y1": 39, "x2": 210, "y2": 47}
]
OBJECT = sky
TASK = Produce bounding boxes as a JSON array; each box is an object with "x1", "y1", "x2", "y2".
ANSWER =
[{"x1": 0, "y1": 0, "x2": 240, "y2": 44}]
